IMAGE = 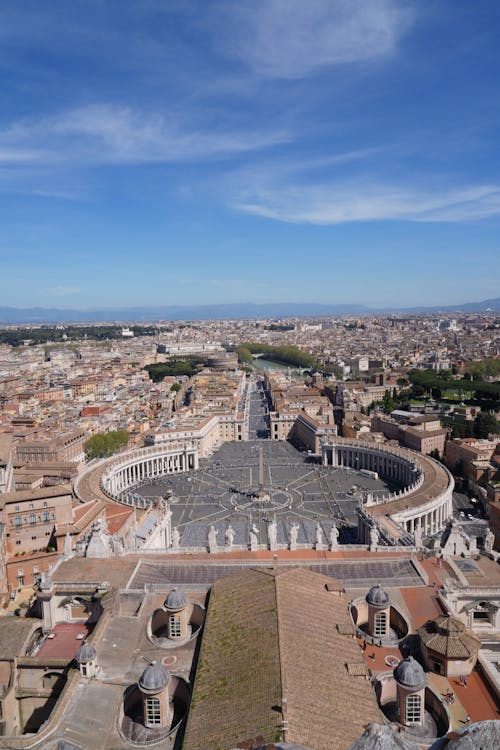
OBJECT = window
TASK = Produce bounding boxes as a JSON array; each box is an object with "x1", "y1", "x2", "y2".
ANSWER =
[
  {"x1": 29, "y1": 503, "x2": 34, "y2": 510},
  {"x1": 374, "y1": 611, "x2": 387, "y2": 637},
  {"x1": 14, "y1": 516, "x2": 21, "y2": 526},
  {"x1": 15, "y1": 505, "x2": 20, "y2": 512},
  {"x1": 145, "y1": 697, "x2": 161, "y2": 727},
  {"x1": 43, "y1": 511, "x2": 50, "y2": 522},
  {"x1": 81, "y1": 665, "x2": 87, "y2": 677},
  {"x1": 473, "y1": 610, "x2": 490, "y2": 624},
  {"x1": 29, "y1": 514, "x2": 36, "y2": 525},
  {"x1": 406, "y1": 694, "x2": 421, "y2": 725},
  {"x1": 169, "y1": 614, "x2": 182, "y2": 639}
]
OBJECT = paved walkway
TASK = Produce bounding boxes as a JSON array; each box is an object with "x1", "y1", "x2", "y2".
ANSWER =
[{"x1": 446, "y1": 671, "x2": 500, "y2": 723}]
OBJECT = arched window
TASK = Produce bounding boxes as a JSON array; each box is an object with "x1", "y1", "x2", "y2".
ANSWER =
[
  {"x1": 169, "y1": 614, "x2": 182, "y2": 639},
  {"x1": 145, "y1": 697, "x2": 161, "y2": 727},
  {"x1": 29, "y1": 513, "x2": 36, "y2": 525},
  {"x1": 14, "y1": 515, "x2": 21, "y2": 526},
  {"x1": 374, "y1": 611, "x2": 387, "y2": 637},
  {"x1": 406, "y1": 694, "x2": 421, "y2": 725}
]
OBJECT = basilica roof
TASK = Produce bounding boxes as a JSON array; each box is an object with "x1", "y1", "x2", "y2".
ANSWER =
[{"x1": 182, "y1": 567, "x2": 381, "y2": 750}]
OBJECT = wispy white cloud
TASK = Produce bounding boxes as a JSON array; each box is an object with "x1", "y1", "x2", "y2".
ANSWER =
[
  {"x1": 213, "y1": 0, "x2": 415, "y2": 79},
  {"x1": 0, "y1": 104, "x2": 291, "y2": 167},
  {"x1": 51, "y1": 285, "x2": 83, "y2": 296},
  {"x1": 0, "y1": 148, "x2": 48, "y2": 164},
  {"x1": 233, "y1": 180, "x2": 500, "y2": 224}
]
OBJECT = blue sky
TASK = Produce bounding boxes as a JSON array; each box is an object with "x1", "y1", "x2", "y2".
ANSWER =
[{"x1": 1, "y1": 0, "x2": 499, "y2": 309}]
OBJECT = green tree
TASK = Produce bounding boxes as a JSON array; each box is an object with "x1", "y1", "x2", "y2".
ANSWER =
[
  {"x1": 170, "y1": 382, "x2": 181, "y2": 392},
  {"x1": 383, "y1": 389, "x2": 395, "y2": 413},
  {"x1": 474, "y1": 411, "x2": 499, "y2": 439},
  {"x1": 84, "y1": 430, "x2": 129, "y2": 460}
]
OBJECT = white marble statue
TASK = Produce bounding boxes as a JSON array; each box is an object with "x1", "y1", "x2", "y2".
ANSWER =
[
  {"x1": 289, "y1": 523, "x2": 299, "y2": 550},
  {"x1": 315, "y1": 522, "x2": 324, "y2": 548},
  {"x1": 208, "y1": 524, "x2": 218, "y2": 554},
  {"x1": 249, "y1": 523, "x2": 259, "y2": 551},
  {"x1": 171, "y1": 526, "x2": 180, "y2": 550},
  {"x1": 369, "y1": 525, "x2": 380, "y2": 550},
  {"x1": 329, "y1": 523, "x2": 339, "y2": 551},
  {"x1": 485, "y1": 527, "x2": 495, "y2": 553},
  {"x1": 268, "y1": 520, "x2": 278, "y2": 551},
  {"x1": 225, "y1": 525, "x2": 235, "y2": 548}
]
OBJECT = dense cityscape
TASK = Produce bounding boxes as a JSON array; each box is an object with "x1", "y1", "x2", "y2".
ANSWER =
[{"x1": 0, "y1": 311, "x2": 499, "y2": 749}]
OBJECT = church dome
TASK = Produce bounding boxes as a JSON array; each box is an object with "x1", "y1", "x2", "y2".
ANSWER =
[
  {"x1": 139, "y1": 661, "x2": 170, "y2": 694},
  {"x1": 164, "y1": 588, "x2": 187, "y2": 611},
  {"x1": 393, "y1": 657, "x2": 427, "y2": 691},
  {"x1": 75, "y1": 643, "x2": 96, "y2": 665},
  {"x1": 366, "y1": 584, "x2": 390, "y2": 608}
]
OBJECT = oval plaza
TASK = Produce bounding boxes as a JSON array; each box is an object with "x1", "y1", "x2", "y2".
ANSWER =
[{"x1": 79, "y1": 432, "x2": 454, "y2": 552}]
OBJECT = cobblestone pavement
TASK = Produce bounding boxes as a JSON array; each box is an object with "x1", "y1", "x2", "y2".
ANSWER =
[{"x1": 137, "y1": 440, "x2": 401, "y2": 549}]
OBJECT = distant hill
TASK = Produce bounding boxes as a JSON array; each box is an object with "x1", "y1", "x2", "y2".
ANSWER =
[{"x1": 0, "y1": 298, "x2": 498, "y2": 324}]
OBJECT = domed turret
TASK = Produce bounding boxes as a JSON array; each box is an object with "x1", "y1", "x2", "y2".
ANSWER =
[
  {"x1": 139, "y1": 661, "x2": 170, "y2": 694},
  {"x1": 394, "y1": 657, "x2": 427, "y2": 691},
  {"x1": 75, "y1": 643, "x2": 96, "y2": 664},
  {"x1": 164, "y1": 588, "x2": 187, "y2": 611},
  {"x1": 394, "y1": 657, "x2": 427, "y2": 727},
  {"x1": 75, "y1": 642, "x2": 97, "y2": 678},
  {"x1": 366, "y1": 584, "x2": 390, "y2": 608},
  {"x1": 366, "y1": 584, "x2": 391, "y2": 639}
]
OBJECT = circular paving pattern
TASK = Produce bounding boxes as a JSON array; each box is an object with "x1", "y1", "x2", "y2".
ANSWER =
[{"x1": 135, "y1": 440, "x2": 402, "y2": 547}]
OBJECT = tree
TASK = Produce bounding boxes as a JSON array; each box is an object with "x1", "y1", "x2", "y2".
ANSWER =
[
  {"x1": 474, "y1": 411, "x2": 499, "y2": 439},
  {"x1": 383, "y1": 389, "x2": 395, "y2": 414},
  {"x1": 84, "y1": 430, "x2": 129, "y2": 460},
  {"x1": 170, "y1": 382, "x2": 181, "y2": 392}
]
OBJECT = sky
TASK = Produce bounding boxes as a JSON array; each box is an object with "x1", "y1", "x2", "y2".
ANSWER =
[{"x1": 1, "y1": 0, "x2": 499, "y2": 310}]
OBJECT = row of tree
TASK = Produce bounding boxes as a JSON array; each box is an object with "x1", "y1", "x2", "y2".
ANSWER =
[
  {"x1": 144, "y1": 356, "x2": 204, "y2": 382},
  {"x1": 235, "y1": 343, "x2": 319, "y2": 369},
  {"x1": 84, "y1": 430, "x2": 129, "y2": 460},
  {"x1": 408, "y1": 368, "x2": 500, "y2": 402},
  {"x1": 373, "y1": 388, "x2": 499, "y2": 440},
  {"x1": 0, "y1": 325, "x2": 157, "y2": 347}
]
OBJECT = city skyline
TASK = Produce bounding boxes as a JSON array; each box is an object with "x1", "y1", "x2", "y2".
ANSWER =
[{"x1": 1, "y1": 1, "x2": 500, "y2": 308}]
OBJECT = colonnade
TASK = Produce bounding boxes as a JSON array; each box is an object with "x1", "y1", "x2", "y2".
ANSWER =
[
  {"x1": 322, "y1": 441, "x2": 421, "y2": 491},
  {"x1": 100, "y1": 441, "x2": 199, "y2": 502},
  {"x1": 323, "y1": 439, "x2": 454, "y2": 540},
  {"x1": 402, "y1": 503, "x2": 452, "y2": 537}
]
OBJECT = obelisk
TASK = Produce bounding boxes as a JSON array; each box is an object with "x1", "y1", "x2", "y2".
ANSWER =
[{"x1": 258, "y1": 446, "x2": 264, "y2": 497}]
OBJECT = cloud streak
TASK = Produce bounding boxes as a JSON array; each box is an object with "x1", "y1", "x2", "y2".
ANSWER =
[
  {"x1": 233, "y1": 180, "x2": 500, "y2": 224},
  {"x1": 0, "y1": 104, "x2": 291, "y2": 167},
  {"x1": 214, "y1": 0, "x2": 415, "y2": 79}
]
